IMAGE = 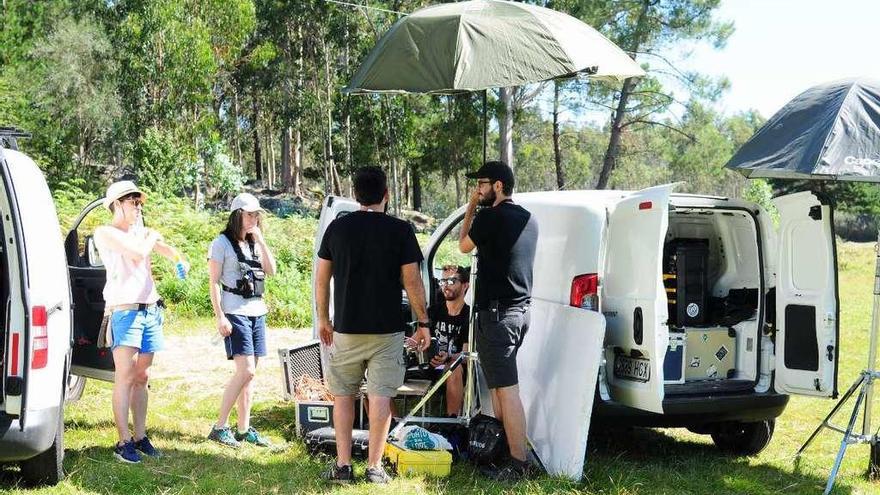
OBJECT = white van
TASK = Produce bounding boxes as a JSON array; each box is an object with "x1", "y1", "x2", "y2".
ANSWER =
[
  {"x1": 0, "y1": 131, "x2": 119, "y2": 485},
  {"x1": 315, "y1": 183, "x2": 839, "y2": 456}
]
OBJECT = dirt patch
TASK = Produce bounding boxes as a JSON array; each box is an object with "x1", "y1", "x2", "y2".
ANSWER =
[{"x1": 150, "y1": 326, "x2": 315, "y2": 402}]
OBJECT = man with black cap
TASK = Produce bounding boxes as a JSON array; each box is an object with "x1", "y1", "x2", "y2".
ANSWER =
[{"x1": 459, "y1": 160, "x2": 538, "y2": 481}]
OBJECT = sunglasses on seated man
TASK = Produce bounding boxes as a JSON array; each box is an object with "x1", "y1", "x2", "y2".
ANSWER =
[{"x1": 437, "y1": 277, "x2": 461, "y2": 287}]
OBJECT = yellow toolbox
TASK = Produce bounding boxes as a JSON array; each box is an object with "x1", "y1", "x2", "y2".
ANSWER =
[{"x1": 384, "y1": 441, "x2": 452, "y2": 477}]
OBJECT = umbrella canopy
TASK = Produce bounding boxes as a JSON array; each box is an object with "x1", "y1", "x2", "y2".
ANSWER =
[
  {"x1": 345, "y1": 0, "x2": 644, "y2": 94},
  {"x1": 726, "y1": 78, "x2": 880, "y2": 181}
]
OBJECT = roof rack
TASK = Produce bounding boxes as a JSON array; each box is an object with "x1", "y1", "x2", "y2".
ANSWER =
[{"x1": 0, "y1": 127, "x2": 30, "y2": 151}]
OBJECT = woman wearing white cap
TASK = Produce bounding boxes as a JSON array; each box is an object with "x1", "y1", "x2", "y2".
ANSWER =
[
  {"x1": 207, "y1": 193, "x2": 277, "y2": 448},
  {"x1": 93, "y1": 180, "x2": 188, "y2": 464}
]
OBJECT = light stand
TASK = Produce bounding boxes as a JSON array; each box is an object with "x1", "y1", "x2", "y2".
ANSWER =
[
  {"x1": 389, "y1": 252, "x2": 482, "y2": 440},
  {"x1": 797, "y1": 231, "x2": 880, "y2": 494}
]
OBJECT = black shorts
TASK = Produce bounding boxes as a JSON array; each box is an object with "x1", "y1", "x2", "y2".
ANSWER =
[{"x1": 474, "y1": 305, "x2": 529, "y2": 389}]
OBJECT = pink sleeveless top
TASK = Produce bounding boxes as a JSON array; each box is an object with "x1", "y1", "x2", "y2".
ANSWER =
[{"x1": 96, "y1": 227, "x2": 160, "y2": 307}]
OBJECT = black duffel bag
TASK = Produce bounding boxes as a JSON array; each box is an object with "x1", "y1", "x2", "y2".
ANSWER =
[{"x1": 468, "y1": 414, "x2": 507, "y2": 466}]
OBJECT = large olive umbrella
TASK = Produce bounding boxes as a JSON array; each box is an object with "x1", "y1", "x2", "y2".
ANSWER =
[{"x1": 345, "y1": 0, "x2": 644, "y2": 94}]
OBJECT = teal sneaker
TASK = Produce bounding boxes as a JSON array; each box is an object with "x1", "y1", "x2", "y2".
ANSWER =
[
  {"x1": 208, "y1": 426, "x2": 241, "y2": 448},
  {"x1": 235, "y1": 427, "x2": 271, "y2": 447}
]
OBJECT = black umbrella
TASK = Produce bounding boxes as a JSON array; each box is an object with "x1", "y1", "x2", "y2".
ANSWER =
[{"x1": 725, "y1": 78, "x2": 880, "y2": 180}]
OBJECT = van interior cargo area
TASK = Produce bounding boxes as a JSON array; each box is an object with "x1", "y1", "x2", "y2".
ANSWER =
[{"x1": 663, "y1": 208, "x2": 762, "y2": 395}]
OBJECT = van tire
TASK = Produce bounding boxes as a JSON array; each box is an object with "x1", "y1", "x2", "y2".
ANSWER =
[
  {"x1": 710, "y1": 419, "x2": 774, "y2": 456},
  {"x1": 65, "y1": 374, "x2": 86, "y2": 403},
  {"x1": 19, "y1": 409, "x2": 64, "y2": 486}
]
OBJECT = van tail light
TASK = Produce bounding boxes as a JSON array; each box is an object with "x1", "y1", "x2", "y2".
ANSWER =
[
  {"x1": 31, "y1": 306, "x2": 48, "y2": 369},
  {"x1": 570, "y1": 274, "x2": 599, "y2": 311}
]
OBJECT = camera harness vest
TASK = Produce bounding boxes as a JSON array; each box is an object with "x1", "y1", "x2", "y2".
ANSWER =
[{"x1": 221, "y1": 232, "x2": 266, "y2": 299}]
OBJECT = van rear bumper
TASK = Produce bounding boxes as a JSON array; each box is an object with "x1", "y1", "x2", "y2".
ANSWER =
[
  {"x1": 592, "y1": 392, "x2": 789, "y2": 428},
  {"x1": 0, "y1": 406, "x2": 59, "y2": 461}
]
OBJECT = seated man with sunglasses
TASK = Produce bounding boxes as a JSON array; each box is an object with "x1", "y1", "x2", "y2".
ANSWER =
[{"x1": 426, "y1": 264, "x2": 471, "y2": 417}]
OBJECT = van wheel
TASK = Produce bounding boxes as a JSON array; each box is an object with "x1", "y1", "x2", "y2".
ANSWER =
[
  {"x1": 65, "y1": 374, "x2": 86, "y2": 403},
  {"x1": 710, "y1": 420, "x2": 774, "y2": 456},
  {"x1": 19, "y1": 410, "x2": 64, "y2": 486}
]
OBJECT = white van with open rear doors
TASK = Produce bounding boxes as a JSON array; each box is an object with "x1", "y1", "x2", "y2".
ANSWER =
[
  {"x1": 315, "y1": 183, "x2": 838, "y2": 456},
  {"x1": 0, "y1": 129, "x2": 132, "y2": 486}
]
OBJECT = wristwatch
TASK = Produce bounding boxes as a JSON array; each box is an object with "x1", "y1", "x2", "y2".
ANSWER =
[{"x1": 416, "y1": 321, "x2": 431, "y2": 328}]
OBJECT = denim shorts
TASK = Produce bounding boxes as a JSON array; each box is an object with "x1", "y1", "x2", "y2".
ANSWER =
[
  {"x1": 224, "y1": 314, "x2": 267, "y2": 360},
  {"x1": 111, "y1": 306, "x2": 164, "y2": 353}
]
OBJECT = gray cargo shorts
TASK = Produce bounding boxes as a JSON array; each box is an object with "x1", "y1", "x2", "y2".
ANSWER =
[{"x1": 475, "y1": 305, "x2": 530, "y2": 389}]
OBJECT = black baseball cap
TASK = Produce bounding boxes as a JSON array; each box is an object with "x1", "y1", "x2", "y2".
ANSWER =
[{"x1": 465, "y1": 160, "x2": 515, "y2": 189}]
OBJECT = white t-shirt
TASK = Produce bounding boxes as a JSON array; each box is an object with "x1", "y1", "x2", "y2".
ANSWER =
[
  {"x1": 95, "y1": 226, "x2": 160, "y2": 307},
  {"x1": 207, "y1": 234, "x2": 268, "y2": 317}
]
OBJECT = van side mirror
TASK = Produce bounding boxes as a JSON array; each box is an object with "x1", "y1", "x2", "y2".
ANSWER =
[{"x1": 85, "y1": 235, "x2": 103, "y2": 267}]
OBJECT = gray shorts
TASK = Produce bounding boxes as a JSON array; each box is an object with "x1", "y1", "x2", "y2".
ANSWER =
[
  {"x1": 475, "y1": 305, "x2": 530, "y2": 389},
  {"x1": 326, "y1": 331, "x2": 405, "y2": 397}
]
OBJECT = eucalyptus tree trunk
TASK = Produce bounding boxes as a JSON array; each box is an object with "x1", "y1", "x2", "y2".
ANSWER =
[
  {"x1": 499, "y1": 87, "x2": 515, "y2": 168},
  {"x1": 252, "y1": 99, "x2": 262, "y2": 182},
  {"x1": 596, "y1": 0, "x2": 651, "y2": 189},
  {"x1": 553, "y1": 80, "x2": 565, "y2": 189}
]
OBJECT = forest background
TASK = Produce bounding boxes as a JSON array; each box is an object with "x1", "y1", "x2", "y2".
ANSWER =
[{"x1": 2, "y1": 0, "x2": 879, "y2": 239}]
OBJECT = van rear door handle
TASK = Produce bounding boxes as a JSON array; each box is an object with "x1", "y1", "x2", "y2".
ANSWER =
[{"x1": 46, "y1": 301, "x2": 64, "y2": 317}]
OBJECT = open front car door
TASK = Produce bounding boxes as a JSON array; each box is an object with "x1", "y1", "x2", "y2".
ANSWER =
[
  {"x1": 773, "y1": 191, "x2": 839, "y2": 398},
  {"x1": 311, "y1": 196, "x2": 360, "y2": 339},
  {"x1": 601, "y1": 185, "x2": 672, "y2": 414}
]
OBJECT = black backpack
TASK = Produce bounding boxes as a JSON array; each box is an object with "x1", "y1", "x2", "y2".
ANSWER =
[{"x1": 468, "y1": 414, "x2": 507, "y2": 466}]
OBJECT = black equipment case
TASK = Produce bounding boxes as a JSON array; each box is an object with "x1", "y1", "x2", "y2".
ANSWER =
[
  {"x1": 305, "y1": 427, "x2": 370, "y2": 458},
  {"x1": 664, "y1": 238, "x2": 710, "y2": 327}
]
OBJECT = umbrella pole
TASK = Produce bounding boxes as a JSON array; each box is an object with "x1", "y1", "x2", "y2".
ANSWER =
[{"x1": 482, "y1": 89, "x2": 488, "y2": 164}]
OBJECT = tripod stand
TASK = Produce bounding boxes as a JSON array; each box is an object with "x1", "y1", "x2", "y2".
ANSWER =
[
  {"x1": 797, "y1": 232, "x2": 880, "y2": 495},
  {"x1": 389, "y1": 254, "x2": 483, "y2": 440}
]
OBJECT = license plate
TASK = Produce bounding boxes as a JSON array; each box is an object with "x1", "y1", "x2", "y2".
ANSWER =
[{"x1": 614, "y1": 355, "x2": 651, "y2": 382}]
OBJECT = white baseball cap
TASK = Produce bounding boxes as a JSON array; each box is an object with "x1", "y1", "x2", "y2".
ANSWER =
[
  {"x1": 103, "y1": 180, "x2": 146, "y2": 210},
  {"x1": 230, "y1": 193, "x2": 263, "y2": 212}
]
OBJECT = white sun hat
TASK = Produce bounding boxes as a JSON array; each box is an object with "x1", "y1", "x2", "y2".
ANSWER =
[{"x1": 103, "y1": 180, "x2": 146, "y2": 210}]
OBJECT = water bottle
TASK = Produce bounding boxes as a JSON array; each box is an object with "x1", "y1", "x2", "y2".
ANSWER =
[
  {"x1": 174, "y1": 255, "x2": 187, "y2": 280},
  {"x1": 211, "y1": 332, "x2": 225, "y2": 346}
]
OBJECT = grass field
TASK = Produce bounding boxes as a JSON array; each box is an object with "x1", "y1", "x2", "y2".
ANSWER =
[{"x1": 2, "y1": 243, "x2": 880, "y2": 494}]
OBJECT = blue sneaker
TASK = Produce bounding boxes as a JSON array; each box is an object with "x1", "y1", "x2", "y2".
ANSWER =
[
  {"x1": 114, "y1": 440, "x2": 142, "y2": 464},
  {"x1": 208, "y1": 425, "x2": 241, "y2": 448},
  {"x1": 235, "y1": 427, "x2": 271, "y2": 447},
  {"x1": 134, "y1": 436, "x2": 162, "y2": 458}
]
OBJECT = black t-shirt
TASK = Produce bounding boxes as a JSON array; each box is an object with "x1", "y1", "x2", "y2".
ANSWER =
[
  {"x1": 317, "y1": 211, "x2": 423, "y2": 334},
  {"x1": 468, "y1": 200, "x2": 538, "y2": 309},
  {"x1": 428, "y1": 302, "x2": 469, "y2": 356}
]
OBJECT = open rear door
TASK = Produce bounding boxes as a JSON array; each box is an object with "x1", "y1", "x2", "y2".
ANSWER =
[
  {"x1": 601, "y1": 185, "x2": 672, "y2": 414},
  {"x1": 311, "y1": 196, "x2": 359, "y2": 339},
  {"x1": 773, "y1": 191, "x2": 839, "y2": 397}
]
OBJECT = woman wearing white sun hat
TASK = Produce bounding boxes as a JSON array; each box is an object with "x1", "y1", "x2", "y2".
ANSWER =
[{"x1": 93, "y1": 180, "x2": 189, "y2": 464}]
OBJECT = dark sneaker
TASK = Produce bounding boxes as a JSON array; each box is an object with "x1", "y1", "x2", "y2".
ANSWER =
[
  {"x1": 488, "y1": 457, "x2": 531, "y2": 482},
  {"x1": 235, "y1": 427, "x2": 270, "y2": 447},
  {"x1": 323, "y1": 462, "x2": 354, "y2": 484},
  {"x1": 208, "y1": 426, "x2": 241, "y2": 448},
  {"x1": 113, "y1": 440, "x2": 142, "y2": 464},
  {"x1": 133, "y1": 436, "x2": 162, "y2": 457},
  {"x1": 365, "y1": 465, "x2": 392, "y2": 484}
]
